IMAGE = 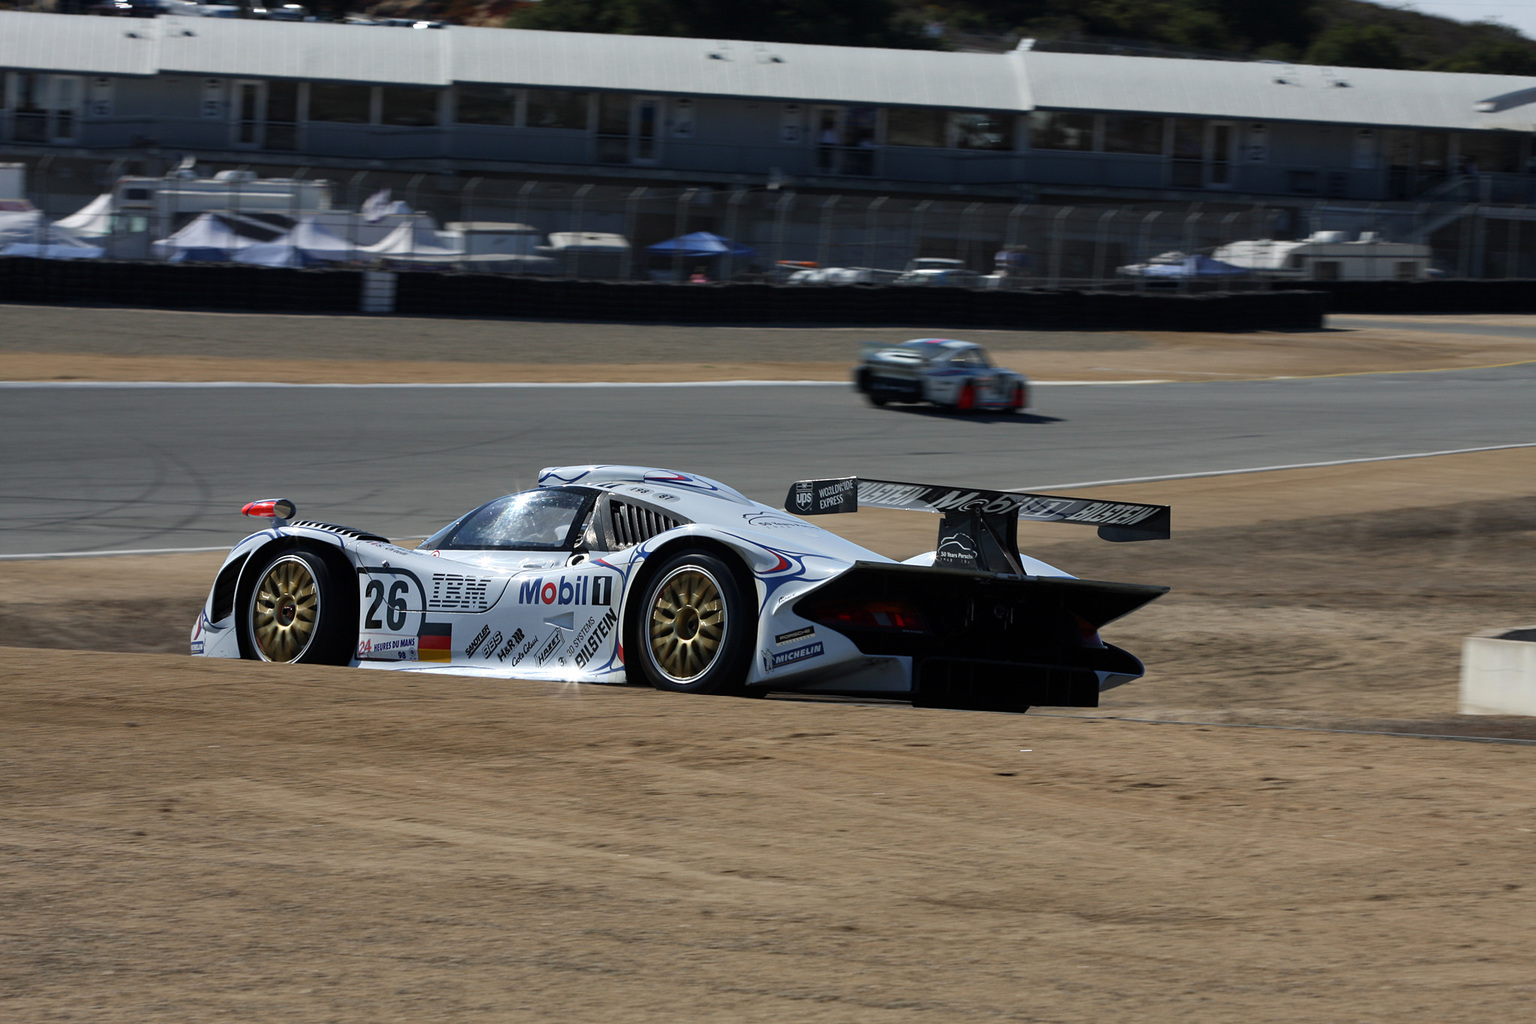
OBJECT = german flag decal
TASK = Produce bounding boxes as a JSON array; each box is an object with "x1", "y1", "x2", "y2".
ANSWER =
[{"x1": 418, "y1": 622, "x2": 452, "y2": 663}]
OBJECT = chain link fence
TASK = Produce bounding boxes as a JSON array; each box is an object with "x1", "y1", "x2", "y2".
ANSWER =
[{"x1": 10, "y1": 159, "x2": 1536, "y2": 285}]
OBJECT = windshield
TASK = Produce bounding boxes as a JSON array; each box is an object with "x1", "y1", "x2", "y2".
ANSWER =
[{"x1": 419, "y1": 488, "x2": 595, "y2": 551}]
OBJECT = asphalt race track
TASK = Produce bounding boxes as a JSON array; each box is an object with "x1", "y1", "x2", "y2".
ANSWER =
[{"x1": 3, "y1": 363, "x2": 1535, "y2": 557}]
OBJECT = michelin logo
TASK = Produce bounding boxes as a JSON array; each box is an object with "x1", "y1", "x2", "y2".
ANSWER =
[{"x1": 764, "y1": 641, "x2": 824, "y2": 672}]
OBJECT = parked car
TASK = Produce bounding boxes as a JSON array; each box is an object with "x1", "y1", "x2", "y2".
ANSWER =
[
  {"x1": 894, "y1": 257, "x2": 981, "y2": 287},
  {"x1": 786, "y1": 266, "x2": 899, "y2": 285},
  {"x1": 854, "y1": 338, "x2": 1029, "y2": 412}
]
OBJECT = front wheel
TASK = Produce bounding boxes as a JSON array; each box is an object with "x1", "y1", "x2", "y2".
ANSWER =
[
  {"x1": 629, "y1": 549, "x2": 752, "y2": 694},
  {"x1": 238, "y1": 549, "x2": 353, "y2": 665}
]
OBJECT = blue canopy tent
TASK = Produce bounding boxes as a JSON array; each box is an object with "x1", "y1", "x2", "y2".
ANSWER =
[{"x1": 646, "y1": 231, "x2": 756, "y2": 257}]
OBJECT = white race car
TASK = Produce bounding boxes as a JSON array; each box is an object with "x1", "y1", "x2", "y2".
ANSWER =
[
  {"x1": 191, "y1": 466, "x2": 1168, "y2": 712},
  {"x1": 854, "y1": 338, "x2": 1030, "y2": 412}
]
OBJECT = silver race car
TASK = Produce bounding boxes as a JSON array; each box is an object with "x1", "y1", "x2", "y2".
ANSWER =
[
  {"x1": 191, "y1": 466, "x2": 1168, "y2": 712},
  {"x1": 854, "y1": 338, "x2": 1029, "y2": 412}
]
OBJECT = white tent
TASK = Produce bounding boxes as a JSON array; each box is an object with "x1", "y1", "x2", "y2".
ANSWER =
[
  {"x1": 151, "y1": 213, "x2": 254, "y2": 261},
  {"x1": 0, "y1": 208, "x2": 45, "y2": 245},
  {"x1": 286, "y1": 217, "x2": 355, "y2": 261},
  {"x1": 54, "y1": 194, "x2": 115, "y2": 239},
  {"x1": 232, "y1": 217, "x2": 357, "y2": 268},
  {"x1": 231, "y1": 241, "x2": 302, "y2": 268},
  {"x1": 356, "y1": 217, "x2": 462, "y2": 261},
  {"x1": 1, "y1": 207, "x2": 104, "y2": 257},
  {"x1": 1, "y1": 241, "x2": 105, "y2": 260}
]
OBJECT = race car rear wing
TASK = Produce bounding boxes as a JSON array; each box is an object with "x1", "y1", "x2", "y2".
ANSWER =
[{"x1": 784, "y1": 477, "x2": 1169, "y2": 574}]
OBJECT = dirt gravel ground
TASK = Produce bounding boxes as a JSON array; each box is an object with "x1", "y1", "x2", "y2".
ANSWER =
[
  {"x1": 4, "y1": 307, "x2": 1536, "y2": 1021},
  {"x1": 6, "y1": 303, "x2": 1536, "y2": 382}
]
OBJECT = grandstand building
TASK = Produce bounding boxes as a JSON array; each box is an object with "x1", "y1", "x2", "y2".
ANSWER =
[{"x1": 4, "y1": 9, "x2": 1536, "y2": 211}]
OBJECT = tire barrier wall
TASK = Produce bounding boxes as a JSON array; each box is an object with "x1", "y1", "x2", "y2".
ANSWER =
[
  {"x1": 393, "y1": 276, "x2": 1327, "y2": 332},
  {"x1": 0, "y1": 257, "x2": 1325, "y2": 331},
  {"x1": 1272, "y1": 279, "x2": 1536, "y2": 315},
  {"x1": 0, "y1": 258, "x2": 362, "y2": 314}
]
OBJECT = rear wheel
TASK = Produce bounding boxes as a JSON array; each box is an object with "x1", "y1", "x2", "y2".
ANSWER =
[
  {"x1": 239, "y1": 549, "x2": 352, "y2": 665},
  {"x1": 629, "y1": 549, "x2": 751, "y2": 694},
  {"x1": 1004, "y1": 382, "x2": 1025, "y2": 414}
]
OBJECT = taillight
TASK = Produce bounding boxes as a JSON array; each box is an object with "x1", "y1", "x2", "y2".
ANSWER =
[
  {"x1": 1074, "y1": 615, "x2": 1105, "y2": 648},
  {"x1": 805, "y1": 600, "x2": 930, "y2": 633}
]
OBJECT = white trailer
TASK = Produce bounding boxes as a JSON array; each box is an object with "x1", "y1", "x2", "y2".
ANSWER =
[{"x1": 1214, "y1": 231, "x2": 1435, "y2": 281}]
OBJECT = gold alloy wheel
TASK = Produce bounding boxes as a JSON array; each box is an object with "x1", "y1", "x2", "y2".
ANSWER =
[
  {"x1": 647, "y1": 566, "x2": 727, "y2": 683},
  {"x1": 249, "y1": 555, "x2": 321, "y2": 662}
]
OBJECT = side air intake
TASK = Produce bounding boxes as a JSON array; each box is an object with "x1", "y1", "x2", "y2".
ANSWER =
[{"x1": 608, "y1": 500, "x2": 685, "y2": 548}]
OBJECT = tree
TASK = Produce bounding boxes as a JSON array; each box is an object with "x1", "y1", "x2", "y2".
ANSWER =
[
  {"x1": 508, "y1": 0, "x2": 934, "y2": 48},
  {"x1": 1304, "y1": 23, "x2": 1406, "y2": 69},
  {"x1": 1204, "y1": 0, "x2": 1318, "y2": 51},
  {"x1": 1438, "y1": 41, "x2": 1536, "y2": 76}
]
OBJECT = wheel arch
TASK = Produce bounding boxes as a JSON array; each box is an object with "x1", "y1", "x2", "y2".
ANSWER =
[
  {"x1": 233, "y1": 534, "x2": 360, "y2": 661},
  {"x1": 618, "y1": 533, "x2": 759, "y2": 682}
]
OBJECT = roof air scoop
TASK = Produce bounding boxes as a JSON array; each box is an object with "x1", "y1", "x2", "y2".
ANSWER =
[{"x1": 242, "y1": 498, "x2": 297, "y2": 527}]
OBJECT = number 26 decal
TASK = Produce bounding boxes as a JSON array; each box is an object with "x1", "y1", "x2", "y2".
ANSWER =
[{"x1": 362, "y1": 573, "x2": 422, "y2": 632}]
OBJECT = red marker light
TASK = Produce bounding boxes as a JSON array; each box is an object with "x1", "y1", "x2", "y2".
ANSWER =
[
  {"x1": 804, "y1": 599, "x2": 929, "y2": 633},
  {"x1": 241, "y1": 498, "x2": 296, "y2": 520}
]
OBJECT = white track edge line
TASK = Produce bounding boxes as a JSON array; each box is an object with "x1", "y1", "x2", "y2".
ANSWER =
[
  {"x1": 0, "y1": 378, "x2": 1166, "y2": 389},
  {"x1": 1024, "y1": 442, "x2": 1536, "y2": 490},
  {"x1": 0, "y1": 545, "x2": 235, "y2": 561},
  {"x1": 8, "y1": 442, "x2": 1535, "y2": 561}
]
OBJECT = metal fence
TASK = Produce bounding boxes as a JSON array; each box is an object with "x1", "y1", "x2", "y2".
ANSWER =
[{"x1": 13, "y1": 162, "x2": 1536, "y2": 285}]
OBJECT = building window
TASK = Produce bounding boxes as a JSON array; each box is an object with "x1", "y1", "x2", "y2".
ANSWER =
[
  {"x1": 455, "y1": 84, "x2": 519, "y2": 126},
  {"x1": 886, "y1": 107, "x2": 946, "y2": 147},
  {"x1": 1418, "y1": 131, "x2": 1449, "y2": 174},
  {"x1": 266, "y1": 80, "x2": 299, "y2": 150},
  {"x1": 814, "y1": 106, "x2": 877, "y2": 175},
  {"x1": 779, "y1": 103, "x2": 803, "y2": 143},
  {"x1": 526, "y1": 89, "x2": 590, "y2": 130},
  {"x1": 381, "y1": 87, "x2": 439, "y2": 127},
  {"x1": 10, "y1": 73, "x2": 82, "y2": 143},
  {"x1": 1103, "y1": 115, "x2": 1163, "y2": 155},
  {"x1": 89, "y1": 77, "x2": 114, "y2": 119},
  {"x1": 671, "y1": 97, "x2": 694, "y2": 138},
  {"x1": 1457, "y1": 131, "x2": 1519, "y2": 174},
  {"x1": 1028, "y1": 111, "x2": 1094, "y2": 151},
  {"x1": 308, "y1": 83, "x2": 371, "y2": 124},
  {"x1": 952, "y1": 111, "x2": 1014, "y2": 150}
]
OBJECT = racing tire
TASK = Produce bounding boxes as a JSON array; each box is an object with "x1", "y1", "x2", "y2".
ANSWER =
[
  {"x1": 868, "y1": 392, "x2": 890, "y2": 407},
  {"x1": 1004, "y1": 383, "x2": 1025, "y2": 415},
  {"x1": 238, "y1": 549, "x2": 353, "y2": 665},
  {"x1": 628, "y1": 548, "x2": 752, "y2": 695},
  {"x1": 955, "y1": 382, "x2": 977, "y2": 413}
]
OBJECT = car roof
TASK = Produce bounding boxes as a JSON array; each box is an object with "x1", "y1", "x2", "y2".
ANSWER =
[{"x1": 898, "y1": 338, "x2": 981, "y2": 353}]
